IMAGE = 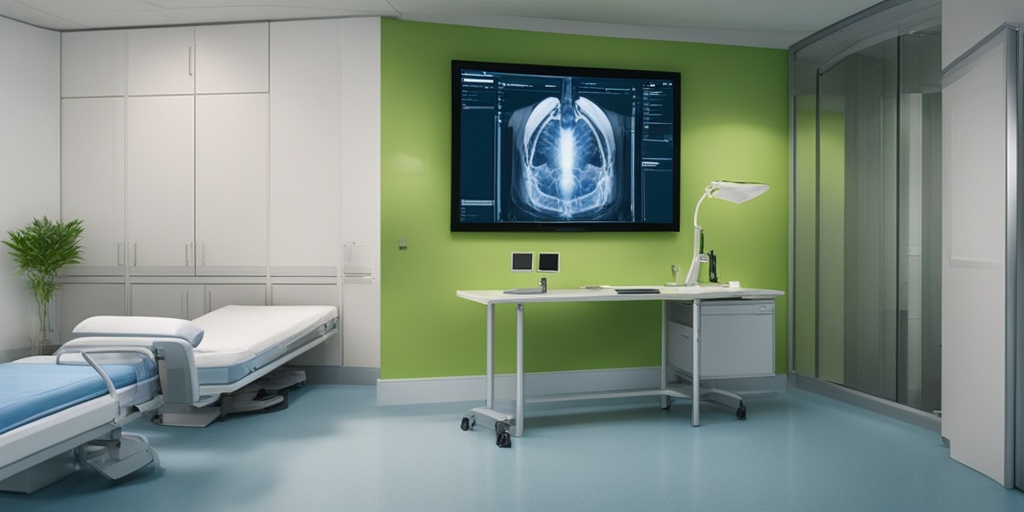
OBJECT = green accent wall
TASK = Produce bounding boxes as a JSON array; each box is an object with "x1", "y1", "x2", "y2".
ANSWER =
[{"x1": 380, "y1": 19, "x2": 789, "y2": 380}]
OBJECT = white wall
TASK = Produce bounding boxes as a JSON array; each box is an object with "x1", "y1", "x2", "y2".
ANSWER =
[
  {"x1": 0, "y1": 18, "x2": 60, "y2": 361},
  {"x1": 943, "y1": 0, "x2": 1024, "y2": 67}
]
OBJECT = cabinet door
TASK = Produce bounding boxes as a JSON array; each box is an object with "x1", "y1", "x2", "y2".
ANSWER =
[
  {"x1": 195, "y1": 23, "x2": 269, "y2": 94},
  {"x1": 61, "y1": 98, "x2": 125, "y2": 275},
  {"x1": 195, "y1": 94, "x2": 268, "y2": 275},
  {"x1": 127, "y1": 26, "x2": 194, "y2": 96},
  {"x1": 57, "y1": 283, "x2": 126, "y2": 343},
  {"x1": 205, "y1": 284, "x2": 266, "y2": 313},
  {"x1": 126, "y1": 96, "x2": 195, "y2": 275},
  {"x1": 268, "y1": 20, "x2": 343, "y2": 276},
  {"x1": 61, "y1": 30, "x2": 126, "y2": 98},
  {"x1": 272, "y1": 284, "x2": 340, "y2": 366},
  {"x1": 130, "y1": 284, "x2": 204, "y2": 319}
]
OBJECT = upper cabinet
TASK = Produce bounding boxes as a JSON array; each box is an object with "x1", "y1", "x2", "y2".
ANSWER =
[
  {"x1": 127, "y1": 26, "x2": 195, "y2": 95},
  {"x1": 61, "y1": 30, "x2": 126, "y2": 98},
  {"x1": 127, "y1": 23, "x2": 268, "y2": 96},
  {"x1": 195, "y1": 23, "x2": 269, "y2": 94}
]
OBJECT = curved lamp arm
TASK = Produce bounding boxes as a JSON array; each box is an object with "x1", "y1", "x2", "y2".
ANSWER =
[{"x1": 683, "y1": 180, "x2": 769, "y2": 286}]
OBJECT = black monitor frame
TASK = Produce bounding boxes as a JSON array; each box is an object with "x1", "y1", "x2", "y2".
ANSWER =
[{"x1": 451, "y1": 59, "x2": 681, "y2": 232}]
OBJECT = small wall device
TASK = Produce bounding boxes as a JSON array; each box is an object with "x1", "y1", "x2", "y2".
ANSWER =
[
  {"x1": 511, "y1": 252, "x2": 533, "y2": 272},
  {"x1": 538, "y1": 252, "x2": 560, "y2": 273}
]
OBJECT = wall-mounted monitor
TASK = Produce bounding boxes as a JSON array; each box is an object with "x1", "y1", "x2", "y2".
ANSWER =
[{"x1": 451, "y1": 60, "x2": 681, "y2": 232}]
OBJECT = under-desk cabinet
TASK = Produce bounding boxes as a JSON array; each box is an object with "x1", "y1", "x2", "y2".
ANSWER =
[{"x1": 666, "y1": 299, "x2": 776, "y2": 379}]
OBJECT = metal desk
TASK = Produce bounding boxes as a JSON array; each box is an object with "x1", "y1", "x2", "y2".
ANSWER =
[{"x1": 456, "y1": 285, "x2": 783, "y2": 447}]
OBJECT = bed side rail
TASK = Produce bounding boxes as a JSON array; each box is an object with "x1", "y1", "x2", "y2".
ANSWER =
[{"x1": 56, "y1": 338, "x2": 201, "y2": 407}]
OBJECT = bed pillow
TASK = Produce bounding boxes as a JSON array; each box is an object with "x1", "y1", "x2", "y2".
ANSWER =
[{"x1": 73, "y1": 316, "x2": 205, "y2": 347}]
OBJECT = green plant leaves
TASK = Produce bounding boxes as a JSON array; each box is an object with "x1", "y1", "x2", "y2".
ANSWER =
[{"x1": 3, "y1": 216, "x2": 84, "y2": 308}]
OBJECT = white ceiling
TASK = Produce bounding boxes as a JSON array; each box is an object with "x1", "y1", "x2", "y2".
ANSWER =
[{"x1": 0, "y1": 0, "x2": 883, "y2": 48}]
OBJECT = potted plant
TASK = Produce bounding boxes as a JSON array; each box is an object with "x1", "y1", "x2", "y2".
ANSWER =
[{"x1": 3, "y1": 216, "x2": 84, "y2": 354}]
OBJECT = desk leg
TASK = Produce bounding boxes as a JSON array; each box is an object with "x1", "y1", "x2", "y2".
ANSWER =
[
  {"x1": 692, "y1": 298, "x2": 701, "y2": 427},
  {"x1": 660, "y1": 302, "x2": 670, "y2": 409},
  {"x1": 486, "y1": 303, "x2": 495, "y2": 409},
  {"x1": 513, "y1": 303, "x2": 524, "y2": 437}
]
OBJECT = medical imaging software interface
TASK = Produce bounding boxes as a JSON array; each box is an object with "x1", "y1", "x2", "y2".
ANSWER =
[{"x1": 456, "y1": 66, "x2": 677, "y2": 227}]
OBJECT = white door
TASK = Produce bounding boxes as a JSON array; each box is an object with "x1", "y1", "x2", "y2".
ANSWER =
[
  {"x1": 195, "y1": 94, "x2": 268, "y2": 275},
  {"x1": 61, "y1": 97, "x2": 125, "y2": 274},
  {"x1": 126, "y1": 96, "x2": 195, "y2": 275},
  {"x1": 268, "y1": 20, "x2": 343, "y2": 276}
]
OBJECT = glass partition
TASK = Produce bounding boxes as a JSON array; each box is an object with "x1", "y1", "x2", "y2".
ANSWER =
[{"x1": 790, "y1": 0, "x2": 941, "y2": 415}]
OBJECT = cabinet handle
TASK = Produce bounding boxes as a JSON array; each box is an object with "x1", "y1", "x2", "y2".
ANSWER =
[
  {"x1": 202, "y1": 242, "x2": 206, "y2": 266},
  {"x1": 185, "y1": 242, "x2": 191, "y2": 266},
  {"x1": 188, "y1": 46, "x2": 194, "y2": 77},
  {"x1": 132, "y1": 243, "x2": 137, "y2": 266},
  {"x1": 117, "y1": 242, "x2": 123, "y2": 267}
]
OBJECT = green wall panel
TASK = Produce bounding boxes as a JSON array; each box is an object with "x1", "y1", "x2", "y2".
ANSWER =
[{"x1": 380, "y1": 19, "x2": 789, "y2": 379}]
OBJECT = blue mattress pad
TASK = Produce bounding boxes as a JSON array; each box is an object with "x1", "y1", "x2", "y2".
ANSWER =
[{"x1": 0, "y1": 360, "x2": 154, "y2": 436}]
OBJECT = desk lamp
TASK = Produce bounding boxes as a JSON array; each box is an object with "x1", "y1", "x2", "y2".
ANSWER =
[{"x1": 683, "y1": 180, "x2": 769, "y2": 286}]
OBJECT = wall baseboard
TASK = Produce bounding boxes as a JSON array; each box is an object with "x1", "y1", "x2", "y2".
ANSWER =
[
  {"x1": 376, "y1": 366, "x2": 785, "y2": 406},
  {"x1": 289, "y1": 365, "x2": 380, "y2": 386}
]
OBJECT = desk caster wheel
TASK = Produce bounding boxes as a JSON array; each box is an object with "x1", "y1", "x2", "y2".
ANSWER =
[
  {"x1": 495, "y1": 421, "x2": 512, "y2": 448},
  {"x1": 661, "y1": 397, "x2": 673, "y2": 410},
  {"x1": 460, "y1": 416, "x2": 475, "y2": 431},
  {"x1": 736, "y1": 402, "x2": 747, "y2": 420}
]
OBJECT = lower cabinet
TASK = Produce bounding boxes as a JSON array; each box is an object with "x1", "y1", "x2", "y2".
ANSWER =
[
  {"x1": 129, "y1": 283, "x2": 266, "y2": 319},
  {"x1": 57, "y1": 283, "x2": 127, "y2": 343},
  {"x1": 666, "y1": 299, "x2": 776, "y2": 379}
]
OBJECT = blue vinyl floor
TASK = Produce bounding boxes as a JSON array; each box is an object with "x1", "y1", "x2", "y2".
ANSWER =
[{"x1": 2, "y1": 384, "x2": 1023, "y2": 512}]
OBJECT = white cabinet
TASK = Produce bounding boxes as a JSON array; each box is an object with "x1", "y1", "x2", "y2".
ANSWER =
[
  {"x1": 57, "y1": 283, "x2": 126, "y2": 343},
  {"x1": 268, "y1": 20, "x2": 343, "y2": 276},
  {"x1": 195, "y1": 94, "x2": 268, "y2": 275},
  {"x1": 195, "y1": 23, "x2": 268, "y2": 94},
  {"x1": 125, "y1": 96, "x2": 195, "y2": 275},
  {"x1": 127, "y1": 26, "x2": 194, "y2": 96},
  {"x1": 127, "y1": 23, "x2": 268, "y2": 96},
  {"x1": 61, "y1": 97, "x2": 125, "y2": 275},
  {"x1": 131, "y1": 283, "x2": 266, "y2": 319},
  {"x1": 61, "y1": 30, "x2": 126, "y2": 98},
  {"x1": 666, "y1": 300, "x2": 775, "y2": 379}
]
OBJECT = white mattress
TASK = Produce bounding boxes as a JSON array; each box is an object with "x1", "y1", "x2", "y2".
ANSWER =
[{"x1": 190, "y1": 305, "x2": 338, "y2": 385}]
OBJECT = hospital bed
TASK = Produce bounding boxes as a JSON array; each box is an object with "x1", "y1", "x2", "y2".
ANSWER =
[
  {"x1": 0, "y1": 304, "x2": 337, "y2": 492},
  {"x1": 0, "y1": 321, "x2": 202, "y2": 493},
  {"x1": 72, "y1": 305, "x2": 339, "y2": 427}
]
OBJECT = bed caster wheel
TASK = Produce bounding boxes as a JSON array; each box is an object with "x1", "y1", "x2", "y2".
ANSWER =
[
  {"x1": 661, "y1": 397, "x2": 673, "y2": 410},
  {"x1": 736, "y1": 402, "x2": 747, "y2": 420},
  {"x1": 495, "y1": 421, "x2": 512, "y2": 448},
  {"x1": 460, "y1": 416, "x2": 475, "y2": 431},
  {"x1": 496, "y1": 431, "x2": 512, "y2": 448}
]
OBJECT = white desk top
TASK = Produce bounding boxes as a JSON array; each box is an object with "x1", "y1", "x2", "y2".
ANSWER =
[{"x1": 456, "y1": 285, "x2": 784, "y2": 305}]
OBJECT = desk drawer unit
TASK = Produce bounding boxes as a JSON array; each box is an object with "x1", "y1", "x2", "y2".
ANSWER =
[{"x1": 666, "y1": 299, "x2": 775, "y2": 379}]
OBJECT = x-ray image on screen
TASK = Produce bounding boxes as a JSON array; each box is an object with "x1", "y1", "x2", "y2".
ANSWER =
[
  {"x1": 505, "y1": 78, "x2": 632, "y2": 222},
  {"x1": 451, "y1": 60, "x2": 680, "y2": 232}
]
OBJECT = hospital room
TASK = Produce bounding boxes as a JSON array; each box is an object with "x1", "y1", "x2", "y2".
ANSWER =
[{"x1": 1, "y1": 0, "x2": 1024, "y2": 510}]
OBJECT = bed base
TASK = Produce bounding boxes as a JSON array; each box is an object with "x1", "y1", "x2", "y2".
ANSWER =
[
  {"x1": 155, "y1": 369, "x2": 306, "y2": 427},
  {"x1": 0, "y1": 426, "x2": 158, "y2": 494}
]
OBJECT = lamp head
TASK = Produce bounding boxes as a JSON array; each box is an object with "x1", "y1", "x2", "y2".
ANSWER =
[{"x1": 706, "y1": 180, "x2": 770, "y2": 204}]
